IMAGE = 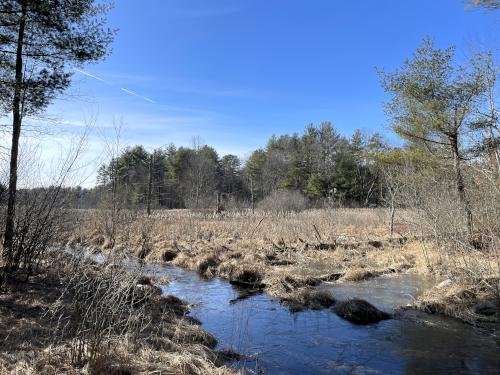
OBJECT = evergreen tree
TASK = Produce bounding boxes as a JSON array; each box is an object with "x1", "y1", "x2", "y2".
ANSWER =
[
  {"x1": 379, "y1": 38, "x2": 486, "y2": 236},
  {"x1": 0, "y1": 0, "x2": 114, "y2": 263}
]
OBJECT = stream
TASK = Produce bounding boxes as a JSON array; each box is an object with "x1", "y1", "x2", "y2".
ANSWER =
[{"x1": 132, "y1": 262, "x2": 500, "y2": 375}]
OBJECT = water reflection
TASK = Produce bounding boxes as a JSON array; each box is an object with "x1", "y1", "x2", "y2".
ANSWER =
[{"x1": 142, "y1": 264, "x2": 499, "y2": 374}]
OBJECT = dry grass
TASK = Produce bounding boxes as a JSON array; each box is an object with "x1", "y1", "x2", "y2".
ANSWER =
[
  {"x1": 413, "y1": 278, "x2": 499, "y2": 325},
  {"x1": 406, "y1": 243, "x2": 500, "y2": 325},
  {"x1": 61, "y1": 208, "x2": 499, "y2": 324},
  {"x1": 0, "y1": 253, "x2": 239, "y2": 375}
]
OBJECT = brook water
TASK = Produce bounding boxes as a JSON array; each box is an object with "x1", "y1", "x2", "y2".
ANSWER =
[
  {"x1": 130, "y1": 262, "x2": 499, "y2": 375},
  {"x1": 84, "y1": 248, "x2": 498, "y2": 374}
]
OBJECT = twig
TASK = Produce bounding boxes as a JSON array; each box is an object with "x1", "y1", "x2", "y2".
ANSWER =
[
  {"x1": 313, "y1": 224, "x2": 322, "y2": 243},
  {"x1": 250, "y1": 217, "x2": 265, "y2": 239}
]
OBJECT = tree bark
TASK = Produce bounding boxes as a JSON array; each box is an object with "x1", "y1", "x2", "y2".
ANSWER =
[
  {"x1": 487, "y1": 87, "x2": 500, "y2": 176},
  {"x1": 3, "y1": 2, "x2": 26, "y2": 266},
  {"x1": 450, "y1": 134, "x2": 473, "y2": 237},
  {"x1": 216, "y1": 191, "x2": 221, "y2": 213},
  {"x1": 389, "y1": 196, "x2": 395, "y2": 238},
  {"x1": 147, "y1": 154, "x2": 153, "y2": 216},
  {"x1": 250, "y1": 175, "x2": 255, "y2": 214},
  {"x1": 487, "y1": 125, "x2": 500, "y2": 176}
]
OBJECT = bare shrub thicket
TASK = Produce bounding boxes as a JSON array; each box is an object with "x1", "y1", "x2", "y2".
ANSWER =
[
  {"x1": 395, "y1": 159, "x2": 500, "y2": 295},
  {"x1": 3, "y1": 187, "x2": 67, "y2": 274},
  {"x1": 469, "y1": 173, "x2": 500, "y2": 250},
  {"x1": 41, "y1": 253, "x2": 234, "y2": 375},
  {"x1": 398, "y1": 165, "x2": 468, "y2": 241},
  {"x1": 398, "y1": 164, "x2": 499, "y2": 248},
  {"x1": 95, "y1": 198, "x2": 140, "y2": 249},
  {"x1": 1, "y1": 132, "x2": 88, "y2": 279},
  {"x1": 258, "y1": 190, "x2": 308, "y2": 214},
  {"x1": 138, "y1": 217, "x2": 155, "y2": 260},
  {"x1": 48, "y1": 256, "x2": 159, "y2": 370}
]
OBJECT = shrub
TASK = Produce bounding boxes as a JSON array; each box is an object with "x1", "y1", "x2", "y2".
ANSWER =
[
  {"x1": 48, "y1": 257, "x2": 158, "y2": 369},
  {"x1": 258, "y1": 190, "x2": 308, "y2": 214}
]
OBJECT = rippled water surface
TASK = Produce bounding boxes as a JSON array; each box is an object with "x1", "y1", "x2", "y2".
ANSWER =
[{"x1": 135, "y1": 263, "x2": 500, "y2": 374}]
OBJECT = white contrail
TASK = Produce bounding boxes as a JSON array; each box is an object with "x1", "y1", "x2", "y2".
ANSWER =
[
  {"x1": 74, "y1": 68, "x2": 111, "y2": 84},
  {"x1": 120, "y1": 87, "x2": 157, "y2": 104},
  {"x1": 74, "y1": 67, "x2": 157, "y2": 104}
]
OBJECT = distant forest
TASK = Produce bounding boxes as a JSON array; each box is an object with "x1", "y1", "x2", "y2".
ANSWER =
[{"x1": 49, "y1": 122, "x2": 393, "y2": 211}]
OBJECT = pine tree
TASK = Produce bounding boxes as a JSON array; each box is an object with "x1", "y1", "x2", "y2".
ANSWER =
[
  {"x1": 0, "y1": 0, "x2": 114, "y2": 267},
  {"x1": 379, "y1": 38, "x2": 486, "y2": 236}
]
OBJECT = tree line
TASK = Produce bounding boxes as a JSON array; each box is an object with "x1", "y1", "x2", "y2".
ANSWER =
[
  {"x1": 60, "y1": 36, "x2": 500, "y2": 225},
  {"x1": 73, "y1": 123, "x2": 389, "y2": 211}
]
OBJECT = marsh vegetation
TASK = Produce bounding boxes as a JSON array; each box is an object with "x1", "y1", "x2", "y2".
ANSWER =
[{"x1": 1, "y1": 0, "x2": 499, "y2": 374}]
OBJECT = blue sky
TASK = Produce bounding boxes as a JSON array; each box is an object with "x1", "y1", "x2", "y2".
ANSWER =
[{"x1": 42, "y1": 0, "x2": 499, "y2": 184}]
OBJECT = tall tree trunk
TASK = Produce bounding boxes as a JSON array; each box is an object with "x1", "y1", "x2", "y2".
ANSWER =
[
  {"x1": 487, "y1": 88, "x2": 500, "y2": 176},
  {"x1": 363, "y1": 180, "x2": 375, "y2": 207},
  {"x1": 250, "y1": 175, "x2": 255, "y2": 214},
  {"x1": 389, "y1": 194, "x2": 395, "y2": 238},
  {"x1": 216, "y1": 191, "x2": 221, "y2": 214},
  {"x1": 487, "y1": 125, "x2": 500, "y2": 176},
  {"x1": 450, "y1": 135, "x2": 473, "y2": 237},
  {"x1": 3, "y1": 3, "x2": 27, "y2": 267},
  {"x1": 147, "y1": 154, "x2": 153, "y2": 216}
]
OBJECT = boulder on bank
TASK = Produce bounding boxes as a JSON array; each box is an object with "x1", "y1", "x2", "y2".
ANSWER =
[
  {"x1": 333, "y1": 299, "x2": 391, "y2": 324},
  {"x1": 162, "y1": 249, "x2": 179, "y2": 262}
]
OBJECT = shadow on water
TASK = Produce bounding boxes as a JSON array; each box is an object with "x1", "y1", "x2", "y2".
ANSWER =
[{"x1": 135, "y1": 262, "x2": 500, "y2": 375}]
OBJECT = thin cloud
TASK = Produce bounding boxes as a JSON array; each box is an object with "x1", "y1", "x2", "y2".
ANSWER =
[
  {"x1": 74, "y1": 68, "x2": 111, "y2": 84},
  {"x1": 90, "y1": 71, "x2": 268, "y2": 100},
  {"x1": 120, "y1": 88, "x2": 156, "y2": 104},
  {"x1": 74, "y1": 67, "x2": 156, "y2": 104},
  {"x1": 160, "y1": 85, "x2": 252, "y2": 98}
]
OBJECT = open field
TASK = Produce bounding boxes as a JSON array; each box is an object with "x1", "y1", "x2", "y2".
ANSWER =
[{"x1": 63, "y1": 208, "x2": 500, "y2": 326}]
